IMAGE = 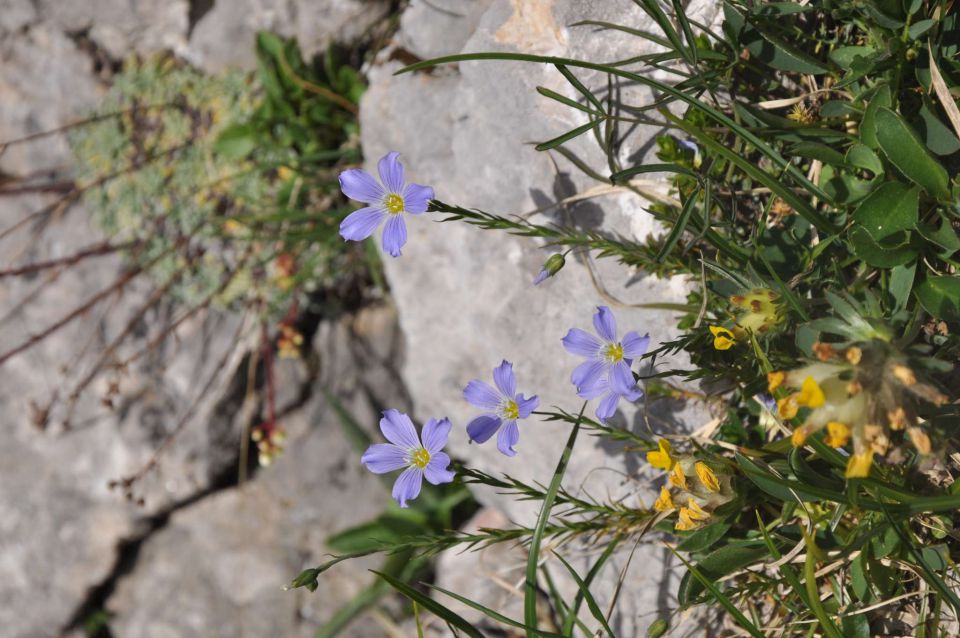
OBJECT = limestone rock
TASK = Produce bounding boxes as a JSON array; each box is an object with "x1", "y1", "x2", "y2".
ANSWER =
[
  {"x1": 359, "y1": 0, "x2": 720, "y2": 633},
  {"x1": 186, "y1": 0, "x2": 391, "y2": 72}
]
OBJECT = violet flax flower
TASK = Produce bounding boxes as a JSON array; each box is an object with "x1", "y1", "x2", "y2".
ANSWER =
[
  {"x1": 464, "y1": 361, "x2": 539, "y2": 456},
  {"x1": 562, "y1": 306, "x2": 649, "y2": 422},
  {"x1": 338, "y1": 151, "x2": 434, "y2": 257},
  {"x1": 360, "y1": 409, "x2": 455, "y2": 507}
]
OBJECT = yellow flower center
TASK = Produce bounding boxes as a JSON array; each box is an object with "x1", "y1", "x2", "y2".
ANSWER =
[
  {"x1": 604, "y1": 342, "x2": 624, "y2": 362},
  {"x1": 384, "y1": 193, "x2": 405, "y2": 215},
  {"x1": 409, "y1": 447, "x2": 431, "y2": 469},
  {"x1": 501, "y1": 400, "x2": 520, "y2": 420}
]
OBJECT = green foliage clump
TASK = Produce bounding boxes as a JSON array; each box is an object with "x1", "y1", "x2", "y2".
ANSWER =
[{"x1": 70, "y1": 33, "x2": 367, "y2": 317}]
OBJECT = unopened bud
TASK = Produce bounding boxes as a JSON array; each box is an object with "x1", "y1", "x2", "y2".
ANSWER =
[{"x1": 533, "y1": 253, "x2": 566, "y2": 285}]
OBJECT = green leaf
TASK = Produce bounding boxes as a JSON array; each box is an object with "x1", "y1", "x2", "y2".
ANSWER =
[
  {"x1": 732, "y1": 7, "x2": 828, "y2": 74},
  {"x1": 791, "y1": 141, "x2": 847, "y2": 167},
  {"x1": 916, "y1": 100, "x2": 960, "y2": 156},
  {"x1": 876, "y1": 108, "x2": 951, "y2": 199},
  {"x1": 852, "y1": 181, "x2": 919, "y2": 240},
  {"x1": 860, "y1": 85, "x2": 892, "y2": 149},
  {"x1": 371, "y1": 571, "x2": 485, "y2": 638},
  {"x1": 427, "y1": 583, "x2": 567, "y2": 638},
  {"x1": 552, "y1": 552, "x2": 616, "y2": 637},
  {"x1": 677, "y1": 542, "x2": 770, "y2": 606},
  {"x1": 908, "y1": 18, "x2": 937, "y2": 39},
  {"x1": 830, "y1": 46, "x2": 876, "y2": 70},
  {"x1": 888, "y1": 261, "x2": 917, "y2": 313},
  {"x1": 916, "y1": 276, "x2": 960, "y2": 321},
  {"x1": 676, "y1": 522, "x2": 731, "y2": 552},
  {"x1": 845, "y1": 143, "x2": 882, "y2": 175},
  {"x1": 917, "y1": 216, "x2": 960, "y2": 257},
  {"x1": 849, "y1": 227, "x2": 918, "y2": 267},
  {"x1": 214, "y1": 124, "x2": 258, "y2": 160},
  {"x1": 535, "y1": 120, "x2": 600, "y2": 151},
  {"x1": 525, "y1": 405, "x2": 583, "y2": 637},
  {"x1": 326, "y1": 513, "x2": 428, "y2": 554}
]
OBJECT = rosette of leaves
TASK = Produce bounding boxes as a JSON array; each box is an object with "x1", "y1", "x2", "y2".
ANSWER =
[{"x1": 69, "y1": 32, "x2": 366, "y2": 318}]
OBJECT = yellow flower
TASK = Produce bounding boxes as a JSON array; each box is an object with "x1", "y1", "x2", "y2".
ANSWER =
[
  {"x1": 654, "y1": 487, "x2": 675, "y2": 512},
  {"x1": 778, "y1": 395, "x2": 799, "y2": 420},
  {"x1": 676, "y1": 498, "x2": 711, "y2": 531},
  {"x1": 669, "y1": 463, "x2": 688, "y2": 490},
  {"x1": 694, "y1": 462, "x2": 721, "y2": 493},
  {"x1": 686, "y1": 498, "x2": 710, "y2": 520},
  {"x1": 767, "y1": 371, "x2": 785, "y2": 393},
  {"x1": 647, "y1": 438, "x2": 675, "y2": 471},
  {"x1": 824, "y1": 421, "x2": 850, "y2": 448},
  {"x1": 675, "y1": 508, "x2": 699, "y2": 531},
  {"x1": 709, "y1": 325, "x2": 736, "y2": 350},
  {"x1": 796, "y1": 376, "x2": 825, "y2": 408},
  {"x1": 790, "y1": 425, "x2": 809, "y2": 447},
  {"x1": 845, "y1": 451, "x2": 873, "y2": 478}
]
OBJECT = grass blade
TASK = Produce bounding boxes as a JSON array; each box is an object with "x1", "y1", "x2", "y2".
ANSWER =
[
  {"x1": 525, "y1": 403, "x2": 585, "y2": 637},
  {"x1": 553, "y1": 552, "x2": 616, "y2": 637},
  {"x1": 428, "y1": 583, "x2": 568, "y2": 638},
  {"x1": 535, "y1": 120, "x2": 601, "y2": 151},
  {"x1": 371, "y1": 570, "x2": 485, "y2": 638}
]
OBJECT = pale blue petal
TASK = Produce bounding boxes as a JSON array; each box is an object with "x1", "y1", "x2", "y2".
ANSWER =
[
  {"x1": 622, "y1": 331, "x2": 650, "y2": 359},
  {"x1": 572, "y1": 359, "x2": 607, "y2": 389},
  {"x1": 464, "y1": 380, "x2": 502, "y2": 409},
  {"x1": 360, "y1": 443, "x2": 407, "y2": 474},
  {"x1": 497, "y1": 420, "x2": 520, "y2": 456},
  {"x1": 392, "y1": 467, "x2": 423, "y2": 508},
  {"x1": 382, "y1": 214, "x2": 407, "y2": 257},
  {"x1": 610, "y1": 360, "x2": 637, "y2": 396},
  {"x1": 378, "y1": 151, "x2": 405, "y2": 193},
  {"x1": 466, "y1": 415, "x2": 501, "y2": 443},
  {"x1": 577, "y1": 376, "x2": 609, "y2": 400},
  {"x1": 339, "y1": 168, "x2": 385, "y2": 203},
  {"x1": 421, "y1": 417, "x2": 451, "y2": 454},
  {"x1": 403, "y1": 183, "x2": 433, "y2": 214},
  {"x1": 596, "y1": 391, "x2": 621, "y2": 423},
  {"x1": 533, "y1": 269, "x2": 550, "y2": 285},
  {"x1": 493, "y1": 360, "x2": 516, "y2": 397},
  {"x1": 424, "y1": 452, "x2": 455, "y2": 484},
  {"x1": 620, "y1": 384, "x2": 644, "y2": 402},
  {"x1": 593, "y1": 306, "x2": 618, "y2": 342},
  {"x1": 515, "y1": 394, "x2": 539, "y2": 419},
  {"x1": 380, "y1": 410, "x2": 420, "y2": 450},
  {"x1": 562, "y1": 328, "x2": 603, "y2": 358},
  {"x1": 339, "y1": 206, "x2": 386, "y2": 241}
]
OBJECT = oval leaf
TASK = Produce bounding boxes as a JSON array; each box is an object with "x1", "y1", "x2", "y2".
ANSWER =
[
  {"x1": 876, "y1": 107, "x2": 951, "y2": 199},
  {"x1": 852, "y1": 181, "x2": 919, "y2": 240}
]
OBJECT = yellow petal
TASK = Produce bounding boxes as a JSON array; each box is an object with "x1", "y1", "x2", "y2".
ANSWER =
[
  {"x1": 790, "y1": 425, "x2": 809, "y2": 447},
  {"x1": 767, "y1": 371, "x2": 785, "y2": 393},
  {"x1": 709, "y1": 325, "x2": 736, "y2": 350},
  {"x1": 778, "y1": 395, "x2": 799, "y2": 420},
  {"x1": 694, "y1": 462, "x2": 720, "y2": 493},
  {"x1": 646, "y1": 438, "x2": 675, "y2": 471},
  {"x1": 845, "y1": 451, "x2": 874, "y2": 478},
  {"x1": 654, "y1": 486, "x2": 675, "y2": 512},
  {"x1": 675, "y1": 508, "x2": 698, "y2": 531},
  {"x1": 686, "y1": 497, "x2": 711, "y2": 521},
  {"x1": 669, "y1": 463, "x2": 688, "y2": 490},
  {"x1": 824, "y1": 421, "x2": 850, "y2": 448},
  {"x1": 796, "y1": 376, "x2": 825, "y2": 408}
]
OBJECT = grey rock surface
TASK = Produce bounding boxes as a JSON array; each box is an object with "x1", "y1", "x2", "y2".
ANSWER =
[
  {"x1": 107, "y1": 305, "x2": 410, "y2": 638},
  {"x1": 360, "y1": 0, "x2": 720, "y2": 634},
  {"x1": 186, "y1": 0, "x2": 391, "y2": 72}
]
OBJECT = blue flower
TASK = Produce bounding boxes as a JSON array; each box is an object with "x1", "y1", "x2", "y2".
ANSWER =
[
  {"x1": 533, "y1": 253, "x2": 566, "y2": 286},
  {"x1": 338, "y1": 152, "x2": 434, "y2": 257},
  {"x1": 360, "y1": 409, "x2": 455, "y2": 507},
  {"x1": 561, "y1": 306, "x2": 649, "y2": 422},
  {"x1": 463, "y1": 360, "x2": 539, "y2": 456}
]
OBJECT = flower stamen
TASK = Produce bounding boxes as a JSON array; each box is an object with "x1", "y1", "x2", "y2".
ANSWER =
[
  {"x1": 501, "y1": 400, "x2": 520, "y2": 420},
  {"x1": 409, "y1": 447, "x2": 431, "y2": 469},
  {"x1": 384, "y1": 193, "x2": 405, "y2": 215},
  {"x1": 604, "y1": 342, "x2": 624, "y2": 363}
]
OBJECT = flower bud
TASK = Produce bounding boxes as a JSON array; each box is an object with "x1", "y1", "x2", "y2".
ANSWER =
[{"x1": 533, "y1": 253, "x2": 566, "y2": 285}]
